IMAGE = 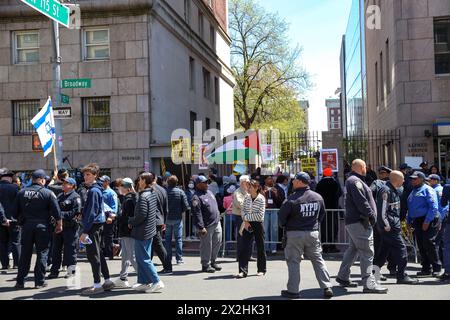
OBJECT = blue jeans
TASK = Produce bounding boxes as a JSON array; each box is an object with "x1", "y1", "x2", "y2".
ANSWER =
[
  {"x1": 264, "y1": 210, "x2": 278, "y2": 252},
  {"x1": 444, "y1": 220, "x2": 450, "y2": 273},
  {"x1": 165, "y1": 220, "x2": 183, "y2": 263},
  {"x1": 134, "y1": 238, "x2": 160, "y2": 285}
]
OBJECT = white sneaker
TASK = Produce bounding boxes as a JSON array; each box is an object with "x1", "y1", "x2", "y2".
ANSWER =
[
  {"x1": 114, "y1": 278, "x2": 131, "y2": 288},
  {"x1": 150, "y1": 281, "x2": 164, "y2": 293},
  {"x1": 133, "y1": 283, "x2": 151, "y2": 292}
]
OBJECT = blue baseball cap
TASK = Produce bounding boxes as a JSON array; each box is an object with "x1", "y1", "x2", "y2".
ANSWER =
[
  {"x1": 294, "y1": 172, "x2": 311, "y2": 184},
  {"x1": 428, "y1": 174, "x2": 441, "y2": 181},
  {"x1": 32, "y1": 169, "x2": 47, "y2": 180},
  {"x1": 99, "y1": 175, "x2": 111, "y2": 183},
  {"x1": 410, "y1": 171, "x2": 426, "y2": 180},
  {"x1": 195, "y1": 175, "x2": 208, "y2": 184},
  {"x1": 63, "y1": 177, "x2": 77, "y2": 186}
]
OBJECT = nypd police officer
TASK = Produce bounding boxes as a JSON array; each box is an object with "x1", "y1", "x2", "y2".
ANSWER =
[
  {"x1": 191, "y1": 175, "x2": 222, "y2": 273},
  {"x1": 278, "y1": 172, "x2": 334, "y2": 299},
  {"x1": 13, "y1": 169, "x2": 62, "y2": 289},
  {"x1": 407, "y1": 171, "x2": 442, "y2": 277},
  {"x1": 48, "y1": 178, "x2": 81, "y2": 279},
  {"x1": 336, "y1": 159, "x2": 388, "y2": 294},
  {"x1": 373, "y1": 171, "x2": 418, "y2": 284}
]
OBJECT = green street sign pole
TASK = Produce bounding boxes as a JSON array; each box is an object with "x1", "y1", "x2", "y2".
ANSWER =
[{"x1": 20, "y1": 0, "x2": 72, "y2": 169}]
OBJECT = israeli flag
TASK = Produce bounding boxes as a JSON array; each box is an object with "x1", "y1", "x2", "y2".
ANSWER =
[{"x1": 30, "y1": 97, "x2": 55, "y2": 157}]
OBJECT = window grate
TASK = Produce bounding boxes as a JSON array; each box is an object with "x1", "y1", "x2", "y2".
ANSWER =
[
  {"x1": 13, "y1": 100, "x2": 40, "y2": 135},
  {"x1": 82, "y1": 97, "x2": 111, "y2": 133}
]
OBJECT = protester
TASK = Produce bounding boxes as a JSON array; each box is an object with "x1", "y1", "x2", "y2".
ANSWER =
[
  {"x1": 115, "y1": 178, "x2": 137, "y2": 288},
  {"x1": 263, "y1": 176, "x2": 280, "y2": 254},
  {"x1": 100, "y1": 175, "x2": 119, "y2": 261},
  {"x1": 0, "y1": 168, "x2": 20, "y2": 271},
  {"x1": 407, "y1": 171, "x2": 442, "y2": 277},
  {"x1": 13, "y1": 169, "x2": 62, "y2": 289},
  {"x1": 191, "y1": 176, "x2": 222, "y2": 273},
  {"x1": 278, "y1": 172, "x2": 334, "y2": 299},
  {"x1": 336, "y1": 159, "x2": 388, "y2": 294},
  {"x1": 233, "y1": 175, "x2": 252, "y2": 260},
  {"x1": 79, "y1": 164, "x2": 114, "y2": 296},
  {"x1": 275, "y1": 175, "x2": 289, "y2": 204},
  {"x1": 316, "y1": 167, "x2": 342, "y2": 253},
  {"x1": 185, "y1": 178, "x2": 197, "y2": 240},
  {"x1": 129, "y1": 172, "x2": 164, "y2": 293},
  {"x1": 237, "y1": 180, "x2": 267, "y2": 278},
  {"x1": 223, "y1": 184, "x2": 236, "y2": 246},
  {"x1": 48, "y1": 178, "x2": 81, "y2": 279},
  {"x1": 165, "y1": 175, "x2": 190, "y2": 265}
]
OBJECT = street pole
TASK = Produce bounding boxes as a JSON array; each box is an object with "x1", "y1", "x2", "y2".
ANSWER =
[{"x1": 51, "y1": 20, "x2": 64, "y2": 169}]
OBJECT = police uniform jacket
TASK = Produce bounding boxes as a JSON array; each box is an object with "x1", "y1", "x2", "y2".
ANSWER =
[
  {"x1": 191, "y1": 189, "x2": 220, "y2": 230},
  {"x1": 13, "y1": 183, "x2": 61, "y2": 225},
  {"x1": 58, "y1": 190, "x2": 82, "y2": 227},
  {"x1": 407, "y1": 184, "x2": 439, "y2": 225},
  {"x1": 344, "y1": 172, "x2": 377, "y2": 226},
  {"x1": 376, "y1": 181, "x2": 401, "y2": 232},
  {"x1": 278, "y1": 187, "x2": 326, "y2": 231},
  {"x1": 0, "y1": 180, "x2": 19, "y2": 220}
]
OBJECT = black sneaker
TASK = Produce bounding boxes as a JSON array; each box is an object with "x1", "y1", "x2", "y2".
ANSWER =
[
  {"x1": 324, "y1": 288, "x2": 334, "y2": 299},
  {"x1": 416, "y1": 271, "x2": 432, "y2": 277},
  {"x1": 159, "y1": 269, "x2": 173, "y2": 275},
  {"x1": 47, "y1": 273, "x2": 59, "y2": 279},
  {"x1": 397, "y1": 275, "x2": 419, "y2": 285},
  {"x1": 438, "y1": 273, "x2": 450, "y2": 281},
  {"x1": 202, "y1": 266, "x2": 216, "y2": 273},
  {"x1": 34, "y1": 282, "x2": 48, "y2": 289},
  {"x1": 211, "y1": 263, "x2": 222, "y2": 271},
  {"x1": 336, "y1": 277, "x2": 358, "y2": 288},
  {"x1": 281, "y1": 290, "x2": 300, "y2": 299},
  {"x1": 14, "y1": 283, "x2": 24, "y2": 289}
]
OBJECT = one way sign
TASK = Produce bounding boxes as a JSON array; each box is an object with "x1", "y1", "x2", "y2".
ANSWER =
[{"x1": 54, "y1": 107, "x2": 72, "y2": 119}]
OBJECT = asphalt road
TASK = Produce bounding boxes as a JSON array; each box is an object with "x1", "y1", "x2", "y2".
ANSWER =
[{"x1": 0, "y1": 253, "x2": 449, "y2": 300}]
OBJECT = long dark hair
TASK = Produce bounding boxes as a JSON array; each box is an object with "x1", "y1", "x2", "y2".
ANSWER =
[{"x1": 249, "y1": 179, "x2": 263, "y2": 196}]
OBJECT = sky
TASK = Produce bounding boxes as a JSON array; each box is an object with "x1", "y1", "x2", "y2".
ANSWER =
[{"x1": 257, "y1": 0, "x2": 353, "y2": 132}]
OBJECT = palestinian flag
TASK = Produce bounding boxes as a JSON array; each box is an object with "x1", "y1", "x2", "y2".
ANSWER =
[{"x1": 205, "y1": 130, "x2": 260, "y2": 164}]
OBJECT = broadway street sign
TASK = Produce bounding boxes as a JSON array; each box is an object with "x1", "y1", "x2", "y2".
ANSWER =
[
  {"x1": 21, "y1": 0, "x2": 70, "y2": 28},
  {"x1": 62, "y1": 78, "x2": 92, "y2": 89}
]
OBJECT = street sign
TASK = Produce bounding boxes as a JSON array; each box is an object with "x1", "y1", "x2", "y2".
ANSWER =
[
  {"x1": 62, "y1": 78, "x2": 91, "y2": 89},
  {"x1": 61, "y1": 94, "x2": 70, "y2": 104},
  {"x1": 20, "y1": 0, "x2": 70, "y2": 28},
  {"x1": 54, "y1": 107, "x2": 72, "y2": 119}
]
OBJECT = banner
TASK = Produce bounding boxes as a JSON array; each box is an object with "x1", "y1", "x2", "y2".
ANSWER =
[
  {"x1": 301, "y1": 158, "x2": 317, "y2": 173},
  {"x1": 320, "y1": 149, "x2": 339, "y2": 173},
  {"x1": 199, "y1": 143, "x2": 209, "y2": 170},
  {"x1": 261, "y1": 144, "x2": 274, "y2": 163}
]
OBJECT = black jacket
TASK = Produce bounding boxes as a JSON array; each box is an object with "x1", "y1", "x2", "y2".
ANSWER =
[
  {"x1": 344, "y1": 172, "x2": 377, "y2": 226},
  {"x1": 0, "y1": 202, "x2": 5, "y2": 223},
  {"x1": 153, "y1": 184, "x2": 168, "y2": 226},
  {"x1": 0, "y1": 180, "x2": 19, "y2": 220},
  {"x1": 48, "y1": 182, "x2": 64, "y2": 197},
  {"x1": 13, "y1": 183, "x2": 61, "y2": 225},
  {"x1": 278, "y1": 187, "x2": 326, "y2": 231},
  {"x1": 118, "y1": 192, "x2": 137, "y2": 238},
  {"x1": 376, "y1": 182, "x2": 402, "y2": 232},
  {"x1": 129, "y1": 188, "x2": 157, "y2": 241},
  {"x1": 57, "y1": 190, "x2": 82, "y2": 226},
  {"x1": 315, "y1": 177, "x2": 342, "y2": 210},
  {"x1": 191, "y1": 189, "x2": 220, "y2": 229},
  {"x1": 167, "y1": 187, "x2": 190, "y2": 221}
]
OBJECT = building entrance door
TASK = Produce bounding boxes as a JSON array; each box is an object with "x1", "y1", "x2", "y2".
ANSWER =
[{"x1": 438, "y1": 138, "x2": 450, "y2": 183}]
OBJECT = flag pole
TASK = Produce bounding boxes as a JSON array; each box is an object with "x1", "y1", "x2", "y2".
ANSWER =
[{"x1": 52, "y1": 137, "x2": 58, "y2": 174}]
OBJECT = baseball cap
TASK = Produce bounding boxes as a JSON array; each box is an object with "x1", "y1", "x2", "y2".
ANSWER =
[
  {"x1": 226, "y1": 185, "x2": 237, "y2": 194},
  {"x1": 195, "y1": 175, "x2": 208, "y2": 184},
  {"x1": 99, "y1": 175, "x2": 111, "y2": 183},
  {"x1": 122, "y1": 177, "x2": 134, "y2": 188},
  {"x1": 399, "y1": 163, "x2": 408, "y2": 170},
  {"x1": 63, "y1": 178, "x2": 77, "y2": 186},
  {"x1": 428, "y1": 174, "x2": 441, "y2": 181},
  {"x1": 294, "y1": 172, "x2": 311, "y2": 184},
  {"x1": 410, "y1": 171, "x2": 426, "y2": 179},
  {"x1": 378, "y1": 166, "x2": 392, "y2": 174},
  {"x1": 32, "y1": 169, "x2": 47, "y2": 180}
]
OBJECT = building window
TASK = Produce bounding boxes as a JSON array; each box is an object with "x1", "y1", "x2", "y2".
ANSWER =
[
  {"x1": 13, "y1": 31, "x2": 39, "y2": 64},
  {"x1": 375, "y1": 61, "x2": 379, "y2": 107},
  {"x1": 189, "y1": 57, "x2": 195, "y2": 91},
  {"x1": 190, "y1": 111, "x2": 197, "y2": 137},
  {"x1": 13, "y1": 100, "x2": 40, "y2": 135},
  {"x1": 386, "y1": 39, "x2": 391, "y2": 94},
  {"x1": 83, "y1": 28, "x2": 110, "y2": 61},
  {"x1": 434, "y1": 18, "x2": 450, "y2": 74},
  {"x1": 184, "y1": 0, "x2": 191, "y2": 24},
  {"x1": 203, "y1": 67, "x2": 212, "y2": 100},
  {"x1": 380, "y1": 51, "x2": 384, "y2": 102},
  {"x1": 210, "y1": 26, "x2": 216, "y2": 49},
  {"x1": 214, "y1": 77, "x2": 220, "y2": 105},
  {"x1": 198, "y1": 10, "x2": 204, "y2": 39},
  {"x1": 331, "y1": 109, "x2": 335, "y2": 115},
  {"x1": 82, "y1": 97, "x2": 111, "y2": 132},
  {"x1": 216, "y1": 122, "x2": 220, "y2": 130},
  {"x1": 206, "y1": 117, "x2": 210, "y2": 131}
]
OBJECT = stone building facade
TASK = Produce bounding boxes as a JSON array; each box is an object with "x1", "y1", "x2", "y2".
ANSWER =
[
  {"x1": 365, "y1": 0, "x2": 450, "y2": 178},
  {"x1": 0, "y1": 0, "x2": 235, "y2": 179}
]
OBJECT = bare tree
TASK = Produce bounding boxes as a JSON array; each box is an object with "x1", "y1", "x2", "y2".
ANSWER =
[{"x1": 230, "y1": 0, "x2": 310, "y2": 130}]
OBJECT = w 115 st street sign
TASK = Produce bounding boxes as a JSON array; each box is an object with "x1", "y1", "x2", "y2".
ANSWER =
[{"x1": 21, "y1": 0, "x2": 70, "y2": 28}]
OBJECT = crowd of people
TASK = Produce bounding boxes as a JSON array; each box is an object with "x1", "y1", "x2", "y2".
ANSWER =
[{"x1": 0, "y1": 157, "x2": 449, "y2": 299}]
